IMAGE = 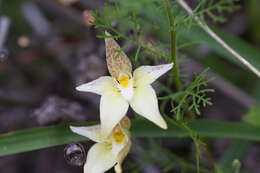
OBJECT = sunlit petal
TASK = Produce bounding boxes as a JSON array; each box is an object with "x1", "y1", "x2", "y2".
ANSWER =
[
  {"x1": 84, "y1": 143, "x2": 117, "y2": 173},
  {"x1": 133, "y1": 63, "x2": 173, "y2": 85},
  {"x1": 76, "y1": 76, "x2": 114, "y2": 95},
  {"x1": 70, "y1": 125, "x2": 102, "y2": 143},
  {"x1": 130, "y1": 84, "x2": 167, "y2": 129},
  {"x1": 100, "y1": 90, "x2": 129, "y2": 137}
]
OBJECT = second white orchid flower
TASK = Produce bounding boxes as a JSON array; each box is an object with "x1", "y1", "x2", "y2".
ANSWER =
[
  {"x1": 70, "y1": 117, "x2": 131, "y2": 173},
  {"x1": 76, "y1": 31, "x2": 173, "y2": 137}
]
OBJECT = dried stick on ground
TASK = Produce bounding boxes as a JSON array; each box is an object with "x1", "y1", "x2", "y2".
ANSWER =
[
  {"x1": 0, "y1": 16, "x2": 10, "y2": 49},
  {"x1": 177, "y1": 0, "x2": 260, "y2": 78},
  {"x1": 0, "y1": 16, "x2": 11, "y2": 61}
]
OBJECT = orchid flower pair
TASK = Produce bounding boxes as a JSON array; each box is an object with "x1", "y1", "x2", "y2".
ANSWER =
[{"x1": 70, "y1": 31, "x2": 173, "y2": 173}]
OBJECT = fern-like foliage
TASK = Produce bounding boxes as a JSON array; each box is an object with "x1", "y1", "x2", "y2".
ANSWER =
[
  {"x1": 176, "y1": 69, "x2": 214, "y2": 118},
  {"x1": 159, "y1": 69, "x2": 214, "y2": 119},
  {"x1": 183, "y1": 0, "x2": 240, "y2": 25}
]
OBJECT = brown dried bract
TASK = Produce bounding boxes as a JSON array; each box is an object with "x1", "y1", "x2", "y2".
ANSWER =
[{"x1": 105, "y1": 31, "x2": 132, "y2": 79}]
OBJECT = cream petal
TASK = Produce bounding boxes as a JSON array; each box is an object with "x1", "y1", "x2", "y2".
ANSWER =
[
  {"x1": 133, "y1": 63, "x2": 173, "y2": 85},
  {"x1": 84, "y1": 143, "x2": 117, "y2": 173},
  {"x1": 130, "y1": 84, "x2": 167, "y2": 129},
  {"x1": 70, "y1": 125, "x2": 102, "y2": 143},
  {"x1": 76, "y1": 76, "x2": 114, "y2": 95},
  {"x1": 100, "y1": 90, "x2": 129, "y2": 137}
]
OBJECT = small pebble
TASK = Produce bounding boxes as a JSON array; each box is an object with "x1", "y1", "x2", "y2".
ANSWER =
[{"x1": 64, "y1": 142, "x2": 86, "y2": 167}]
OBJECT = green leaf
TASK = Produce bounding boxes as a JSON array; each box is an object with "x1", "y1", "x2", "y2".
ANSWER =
[
  {"x1": 1, "y1": 120, "x2": 260, "y2": 157},
  {"x1": 243, "y1": 105, "x2": 260, "y2": 126},
  {"x1": 0, "y1": 123, "x2": 88, "y2": 157}
]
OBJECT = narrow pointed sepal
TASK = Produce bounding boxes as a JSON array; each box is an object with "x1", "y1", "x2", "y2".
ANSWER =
[
  {"x1": 100, "y1": 90, "x2": 129, "y2": 137},
  {"x1": 76, "y1": 76, "x2": 114, "y2": 95},
  {"x1": 133, "y1": 63, "x2": 173, "y2": 85},
  {"x1": 70, "y1": 125, "x2": 103, "y2": 143},
  {"x1": 130, "y1": 84, "x2": 168, "y2": 129}
]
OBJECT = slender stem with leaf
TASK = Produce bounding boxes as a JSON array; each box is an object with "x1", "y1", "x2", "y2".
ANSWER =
[
  {"x1": 164, "y1": 0, "x2": 196, "y2": 120},
  {"x1": 163, "y1": 0, "x2": 182, "y2": 91}
]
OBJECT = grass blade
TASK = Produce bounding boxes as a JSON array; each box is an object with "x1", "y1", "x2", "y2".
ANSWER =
[{"x1": 1, "y1": 120, "x2": 260, "y2": 157}]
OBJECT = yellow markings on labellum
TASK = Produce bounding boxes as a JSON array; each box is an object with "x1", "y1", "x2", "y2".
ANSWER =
[
  {"x1": 118, "y1": 74, "x2": 130, "y2": 88},
  {"x1": 112, "y1": 126, "x2": 125, "y2": 144}
]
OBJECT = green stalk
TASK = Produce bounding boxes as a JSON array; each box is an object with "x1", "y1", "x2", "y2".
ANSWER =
[
  {"x1": 164, "y1": 0, "x2": 195, "y2": 119},
  {"x1": 164, "y1": 0, "x2": 182, "y2": 91}
]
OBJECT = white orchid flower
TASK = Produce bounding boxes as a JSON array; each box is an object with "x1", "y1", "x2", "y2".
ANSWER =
[
  {"x1": 70, "y1": 117, "x2": 131, "y2": 173},
  {"x1": 76, "y1": 31, "x2": 173, "y2": 137}
]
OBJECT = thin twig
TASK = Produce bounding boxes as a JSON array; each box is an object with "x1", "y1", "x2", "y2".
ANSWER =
[
  {"x1": 0, "y1": 16, "x2": 10, "y2": 49},
  {"x1": 0, "y1": 16, "x2": 11, "y2": 61},
  {"x1": 22, "y1": 2, "x2": 52, "y2": 37},
  {"x1": 177, "y1": 0, "x2": 260, "y2": 78}
]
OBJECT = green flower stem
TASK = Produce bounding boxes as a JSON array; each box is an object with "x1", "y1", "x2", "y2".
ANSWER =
[
  {"x1": 164, "y1": 0, "x2": 195, "y2": 119},
  {"x1": 163, "y1": 0, "x2": 182, "y2": 92}
]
